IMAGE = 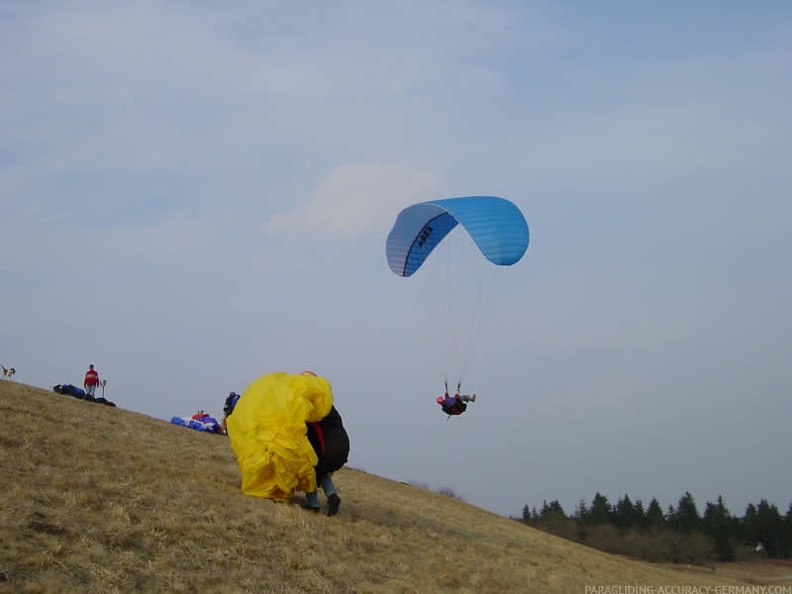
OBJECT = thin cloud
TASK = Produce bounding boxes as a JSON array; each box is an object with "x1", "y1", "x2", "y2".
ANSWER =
[{"x1": 264, "y1": 161, "x2": 444, "y2": 238}]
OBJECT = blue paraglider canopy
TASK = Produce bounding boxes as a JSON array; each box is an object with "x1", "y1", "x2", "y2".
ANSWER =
[{"x1": 385, "y1": 196, "x2": 529, "y2": 277}]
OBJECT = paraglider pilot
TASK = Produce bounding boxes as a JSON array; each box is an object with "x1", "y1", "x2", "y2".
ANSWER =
[{"x1": 437, "y1": 381, "x2": 476, "y2": 416}]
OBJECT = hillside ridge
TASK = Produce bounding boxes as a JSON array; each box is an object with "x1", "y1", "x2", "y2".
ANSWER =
[{"x1": 0, "y1": 381, "x2": 747, "y2": 593}]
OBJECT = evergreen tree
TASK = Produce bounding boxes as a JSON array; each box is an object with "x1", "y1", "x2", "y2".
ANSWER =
[
  {"x1": 703, "y1": 495, "x2": 735, "y2": 561},
  {"x1": 574, "y1": 499, "x2": 589, "y2": 523},
  {"x1": 539, "y1": 500, "x2": 567, "y2": 524},
  {"x1": 520, "y1": 506, "x2": 534, "y2": 525},
  {"x1": 742, "y1": 503, "x2": 758, "y2": 543},
  {"x1": 613, "y1": 494, "x2": 637, "y2": 529},
  {"x1": 752, "y1": 500, "x2": 785, "y2": 557},
  {"x1": 633, "y1": 499, "x2": 646, "y2": 529},
  {"x1": 536, "y1": 500, "x2": 570, "y2": 535},
  {"x1": 670, "y1": 491, "x2": 701, "y2": 534},
  {"x1": 645, "y1": 498, "x2": 665, "y2": 527},
  {"x1": 587, "y1": 492, "x2": 612, "y2": 526}
]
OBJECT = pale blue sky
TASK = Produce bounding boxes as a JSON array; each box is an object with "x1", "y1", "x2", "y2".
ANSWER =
[{"x1": 2, "y1": 1, "x2": 790, "y2": 518}]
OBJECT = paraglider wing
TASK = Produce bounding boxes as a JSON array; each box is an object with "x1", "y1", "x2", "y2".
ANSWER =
[
  {"x1": 170, "y1": 415, "x2": 222, "y2": 433},
  {"x1": 385, "y1": 196, "x2": 530, "y2": 277},
  {"x1": 226, "y1": 372, "x2": 334, "y2": 501}
]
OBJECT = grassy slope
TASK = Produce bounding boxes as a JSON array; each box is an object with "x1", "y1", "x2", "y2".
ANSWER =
[{"x1": 0, "y1": 381, "x2": 749, "y2": 594}]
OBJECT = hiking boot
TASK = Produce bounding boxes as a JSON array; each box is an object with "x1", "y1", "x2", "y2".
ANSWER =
[
  {"x1": 300, "y1": 502, "x2": 320, "y2": 513},
  {"x1": 327, "y1": 493, "x2": 341, "y2": 517}
]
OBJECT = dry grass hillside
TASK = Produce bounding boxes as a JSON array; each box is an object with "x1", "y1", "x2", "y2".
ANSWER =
[{"x1": 0, "y1": 381, "x2": 774, "y2": 593}]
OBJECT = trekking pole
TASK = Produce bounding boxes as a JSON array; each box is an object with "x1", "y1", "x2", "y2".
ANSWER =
[{"x1": 101, "y1": 380, "x2": 106, "y2": 398}]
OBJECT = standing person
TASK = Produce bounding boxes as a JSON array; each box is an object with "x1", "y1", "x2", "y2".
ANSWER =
[
  {"x1": 84, "y1": 364, "x2": 100, "y2": 399},
  {"x1": 220, "y1": 391, "x2": 241, "y2": 435}
]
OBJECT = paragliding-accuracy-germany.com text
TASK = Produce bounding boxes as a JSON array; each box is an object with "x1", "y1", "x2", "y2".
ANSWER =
[{"x1": 585, "y1": 586, "x2": 791, "y2": 594}]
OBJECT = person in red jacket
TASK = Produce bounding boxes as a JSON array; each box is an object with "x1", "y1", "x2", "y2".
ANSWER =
[{"x1": 84, "y1": 364, "x2": 100, "y2": 399}]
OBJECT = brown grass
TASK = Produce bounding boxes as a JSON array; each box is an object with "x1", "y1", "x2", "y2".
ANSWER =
[{"x1": 0, "y1": 381, "x2": 773, "y2": 593}]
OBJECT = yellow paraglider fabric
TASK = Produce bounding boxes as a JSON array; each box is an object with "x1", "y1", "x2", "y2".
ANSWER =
[{"x1": 227, "y1": 371, "x2": 334, "y2": 501}]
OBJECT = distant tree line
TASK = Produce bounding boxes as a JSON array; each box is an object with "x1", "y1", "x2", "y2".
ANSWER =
[{"x1": 518, "y1": 492, "x2": 792, "y2": 564}]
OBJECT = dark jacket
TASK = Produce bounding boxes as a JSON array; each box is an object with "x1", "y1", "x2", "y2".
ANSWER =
[
  {"x1": 440, "y1": 394, "x2": 467, "y2": 416},
  {"x1": 307, "y1": 405, "x2": 350, "y2": 476},
  {"x1": 223, "y1": 392, "x2": 240, "y2": 416}
]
